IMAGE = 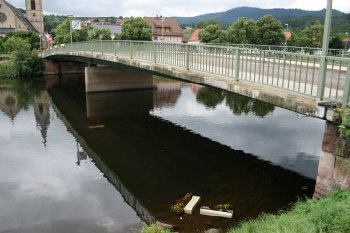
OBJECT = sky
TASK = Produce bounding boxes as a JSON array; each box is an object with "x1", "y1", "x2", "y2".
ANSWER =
[{"x1": 9, "y1": 0, "x2": 350, "y2": 17}]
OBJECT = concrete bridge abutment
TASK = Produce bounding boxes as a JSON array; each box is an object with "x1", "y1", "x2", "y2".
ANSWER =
[
  {"x1": 43, "y1": 59, "x2": 85, "y2": 76},
  {"x1": 84, "y1": 66, "x2": 154, "y2": 93},
  {"x1": 314, "y1": 122, "x2": 350, "y2": 198}
]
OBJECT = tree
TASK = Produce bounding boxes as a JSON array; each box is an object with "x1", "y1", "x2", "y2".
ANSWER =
[
  {"x1": 88, "y1": 28, "x2": 113, "y2": 41},
  {"x1": 44, "y1": 15, "x2": 65, "y2": 33},
  {"x1": 255, "y1": 15, "x2": 284, "y2": 45},
  {"x1": 120, "y1": 17, "x2": 152, "y2": 41},
  {"x1": 54, "y1": 19, "x2": 88, "y2": 44},
  {"x1": 195, "y1": 20, "x2": 220, "y2": 29},
  {"x1": 289, "y1": 21, "x2": 324, "y2": 48},
  {"x1": 4, "y1": 31, "x2": 40, "y2": 50},
  {"x1": 199, "y1": 24, "x2": 227, "y2": 44},
  {"x1": 2, "y1": 37, "x2": 31, "y2": 53},
  {"x1": 226, "y1": 17, "x2": 258, "y2": 44}
]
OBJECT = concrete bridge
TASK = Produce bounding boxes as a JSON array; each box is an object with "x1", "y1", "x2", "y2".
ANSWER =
[{"x1": 42, "y1": 41, "x2": 350, "y2": 120}]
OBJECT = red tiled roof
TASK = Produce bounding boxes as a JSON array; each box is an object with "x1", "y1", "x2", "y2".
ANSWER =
[
  {"x1": 144, "y1": 17, "x2": 183, "y2": 37},
  {"x1": 188, "y1": 29, "x2": 204, "y2": 42},
  {"x1": 284, "y1": 31, "x2": 292, "y2": 40}
]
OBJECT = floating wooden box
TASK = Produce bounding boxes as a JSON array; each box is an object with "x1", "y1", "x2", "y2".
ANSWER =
[
  {"x1": 184, "y1": 196, "x2": 201, "y2": 214},
  {"x1": 200, "y1": 206, "x2": 233, "y2": 218}
]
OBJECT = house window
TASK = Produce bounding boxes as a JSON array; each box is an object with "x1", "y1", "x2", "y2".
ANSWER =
[{"x1": 31, "y1": 0, "x2": 36, "y2": 10}]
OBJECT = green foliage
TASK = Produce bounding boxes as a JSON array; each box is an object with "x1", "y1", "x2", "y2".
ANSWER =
[
  {"x1": 227, "y1": 17, "x2": 258, "y2": 44},
  {"x1": 337, "y1": 108, "x2": 350, "y2": 139},
  {"x1": 330, "y1": 35, "x2": 344, "y2": 49},
  {"x1": 214, "y1": 203, "x2": 231, "y2": 211},
  {"x1": 169, "y1": 193, "x2": 193, "y2": 215},
  {"x1": 199, "y1": 24, "x2": 227, "y2": 44},
  {"x1": 0, "y1": 50, "x2": 44, "y2": 80},
  {"x1": 195, "y1": 20, "x2": 220, "y2": 29},
  {"x1": 255, "y1": 15, "x2": 284, "y2": 45},
  {"x1": 229, "y1": 190, "x2": 350, "y2": 233},
  {"x1": 141, "y1": 224, "x2": 172, "y2": 233},
  {"x1": 3, "y1": 31, "x2": 40, "y2": 50},
  {"x1": 120, "y1": 17, "x2": 152, "y2": 41},
  {"x1": 54, "y1": 19, "x2": 88, "y2": 44},
  {"x1": 289, "y1": 21, "x2": 324, "y2": 48},
  {"x1": 88, "y1": 28, "x2": 113, "y2": 41},
  {"x1": 2, "y1": 37, "x2": 31, "y2": 54},
  {"x1": 44, "y1": 15, "x2": 66, "y2": 33}
]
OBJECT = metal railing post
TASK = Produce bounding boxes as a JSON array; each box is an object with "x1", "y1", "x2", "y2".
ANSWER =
[
  {"x1": 130, "y1": 41, "x2": 133, "y2": 59},
  {"x1": 186, "y1": 44, "x2": 190, "y2": 69},
  {"x1": 317, "y1": 56, "x2": 327, "y2": 99},
  {"x1": 235, "y1": 49, "x2": 240, "y2": 80},
  {"x1": 342, "y1": 63, "x2": 350, "y2": 108},
  {"x1": 153, "y1": 42, "x2": 157, "y2": 63}
]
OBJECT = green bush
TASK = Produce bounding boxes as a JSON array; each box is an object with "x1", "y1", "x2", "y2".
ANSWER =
[
  {"x1": 0, "y1": 50, "x2": 44, "y2": 80},
  {"x1": 141, "y1": 224, "x2": 172, "y2": 233},
  {"x1": 229, "y1": 190, "x2": 350, "y2": 233}
]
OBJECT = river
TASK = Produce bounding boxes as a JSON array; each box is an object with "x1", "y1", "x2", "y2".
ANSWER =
[{"x1": 0, "y1": 71, "x2": 325, "y2": 233}]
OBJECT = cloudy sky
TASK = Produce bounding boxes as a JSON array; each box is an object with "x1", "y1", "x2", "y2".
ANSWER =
[{"x1": 9, "y1": 0, "x2": 350, "y2": 17}]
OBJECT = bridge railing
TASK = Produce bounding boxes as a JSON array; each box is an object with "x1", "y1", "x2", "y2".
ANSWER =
[
  {"x1": 44, "y1": 41, "x2": 350, "y2": 107},
  {"x1": 206, "y1": 43, "x2": 349, "y2": 57}
]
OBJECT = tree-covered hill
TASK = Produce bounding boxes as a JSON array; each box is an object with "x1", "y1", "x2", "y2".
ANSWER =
[{"x1": 177, "y1": 7, "x2": 346, "y2": 28}]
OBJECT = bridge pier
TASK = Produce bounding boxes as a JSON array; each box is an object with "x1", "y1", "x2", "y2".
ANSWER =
[
  {"x1": 84, "y1": 66, "x2": 153, "y2": 93},
  {"x1": 314, "y1": 122, "x2": 350, "y2": 198}
]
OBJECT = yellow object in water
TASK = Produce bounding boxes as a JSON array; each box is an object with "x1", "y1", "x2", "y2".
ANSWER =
[{"x1": 88, "y1": 125, "x2": 105, "y2": 129}]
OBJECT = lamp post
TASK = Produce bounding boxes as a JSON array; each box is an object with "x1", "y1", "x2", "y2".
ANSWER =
[
  {"x1": 39, "y1": 34, "x2": 42, "y2": 56},
  {"x1": 161, "y1": 17, "x2": 165, "y2": 42},
  {"x1": 317, "y1": 0, "x2": 333, "y2": 99},
  {"x1": 68, "y1": 15, "x2": 74, "y2": 43},
  {"x1": 285, "y1": 23, "x2": 289, "y2": 47}
]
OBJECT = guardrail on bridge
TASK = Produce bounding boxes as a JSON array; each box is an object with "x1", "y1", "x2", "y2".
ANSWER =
[{"x1": 43, "y1": 41, "x2": 350, "y2": 107}]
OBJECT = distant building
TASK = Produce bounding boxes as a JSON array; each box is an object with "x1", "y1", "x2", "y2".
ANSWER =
[
  {"x1": 0, "y1": 0, "x2": 44, "y2": 36},
  {"x1": 91, "y1": 23, "x2": 121, "y2": 34},
  {"x1": 188, "y1": 29, "x2": 203, "y2": 44},
  {"x1": 144, "y1": 16, "x2": 183, "y2": 43},
  {"x1": 284, "y1": 31, "x2": 292, "y2": 40},
  {"x1": 343, "y1": 38, "x2": 350, "y2": 50}
]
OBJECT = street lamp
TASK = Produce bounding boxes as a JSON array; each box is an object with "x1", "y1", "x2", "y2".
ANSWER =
[
  {"x1": 39, "y1": 34, "x2": 42, "y2": 56},
  {"x1": 68, "y1": 15, "x2": 74, "y2": 43},
  {"x1": 161, "y1": 17, "x2": 165, "y2": 42}
]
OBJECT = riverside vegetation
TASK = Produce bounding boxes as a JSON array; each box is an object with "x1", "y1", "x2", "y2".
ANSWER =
[
  {"x1": 141, "y1": 190, "x2": 350, "y2": 233},
  {"x1": 0, "y1": 31, "x2": 44, "y2": 80}
]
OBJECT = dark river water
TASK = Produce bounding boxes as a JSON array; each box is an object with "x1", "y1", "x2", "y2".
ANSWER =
[{"x1": 0, "y1": 70, "x2": 325, "y2": 233}]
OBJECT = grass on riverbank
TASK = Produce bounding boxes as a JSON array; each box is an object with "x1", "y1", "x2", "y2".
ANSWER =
[
  {"x1": 229, "y1": 190, "x2": 350, "y2": 233},
  {"x1": 141, "y1": 224, "x2": 172, "y2": 233},
  {"x1": 141, "y1": 190, "x2": 350, "y2": 233}
]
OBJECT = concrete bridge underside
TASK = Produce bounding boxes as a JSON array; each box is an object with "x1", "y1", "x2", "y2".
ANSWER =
[{"x1": 44, "y1": 52, "x2": 334, "y2": 120}]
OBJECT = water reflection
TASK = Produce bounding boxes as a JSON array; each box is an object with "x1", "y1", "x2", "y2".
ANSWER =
[
  {"x1": 0, "y1": 84, "x2": 144, "y2": 233},
  {"x1": 46, "y1": 73, "x2": 326, "y2": 232},
  {"x1": 152, "y1": 82, "x2": 324, "y2": 179}
]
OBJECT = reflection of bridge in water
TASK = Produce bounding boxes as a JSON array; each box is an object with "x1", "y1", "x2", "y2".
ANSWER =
[{"x1": 44, "y1": 70, "x2": 350, "y2": 231}]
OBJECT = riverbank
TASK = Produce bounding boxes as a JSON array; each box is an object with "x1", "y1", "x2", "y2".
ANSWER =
[{"x1": 142, "y1": 190, "x2": 350, "y2": 233}]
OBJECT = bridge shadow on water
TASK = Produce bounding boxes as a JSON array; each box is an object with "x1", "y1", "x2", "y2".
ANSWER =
[{"x1": 47, "y1": 71, "x2": 323, "y2": 232}]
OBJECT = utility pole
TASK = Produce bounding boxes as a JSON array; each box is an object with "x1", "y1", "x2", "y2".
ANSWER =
[
  {"x1": 317, "y1": 0, "x2": 333, "y2": 99},
  {"x1": 68, "y1": 15, "x2": 74, "y2": 43}
]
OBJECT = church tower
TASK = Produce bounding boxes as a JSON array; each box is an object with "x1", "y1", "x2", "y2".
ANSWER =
[{"x1": 25, "y1": 0, "x2": 44, "y2": 34}]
